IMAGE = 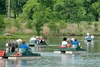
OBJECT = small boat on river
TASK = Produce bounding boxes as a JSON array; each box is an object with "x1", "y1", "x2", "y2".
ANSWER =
[
  {"x1": 54, "y1": 45, "x2": 86, "y2": 54},
  {"x1": 0, "y1": 49, "x2": 41, "y2": 60},
  {"x1": 26, "y1": 40, "x2": 47, "y2": 52},
  {"x1": 26, "y1": 40, "x2": 46, "y2": 47}
]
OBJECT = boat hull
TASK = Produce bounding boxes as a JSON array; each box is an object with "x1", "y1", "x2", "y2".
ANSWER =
[
  {"x1": 54, "y1": 47, "x2": 86, "y2": 54},
  {"x1": 0, "y1": 56, "x2": 41, "y2": 60},
  {"x1": 54, "y1": 50, "x2": 86, "y2": 54},
  {"x1": 8, "y1": 56, "x2": 41, "y2": 60}
]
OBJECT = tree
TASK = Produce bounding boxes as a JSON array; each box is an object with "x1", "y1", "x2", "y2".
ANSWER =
[
  {"x1": 48, "y1": 22, "x2": 58, "y2": 35},
  {"x1": 91, "y1": 1, "x2": 100, "y2": 21},
  {"x1": 8, "y1": 0, "x2": 11, "y2": 18},
  {"x1": 19, "y1": 0, "x2": 39, "y2": 20},
  {"x1": 0, "y1": 15, "x2": 5, "y2": 31},
  {"x1": 83, "y1": 0, "x2": 100, "y2": 21},
  {"x1": 37, "y1": 0, "x2": 55, "y2": 9},
  {"x1": 11, "y1": 0, "x2": 28, "y2": 18},
  {"x1": 0, "y1": 0, "x2": 7, "y2": 15},
  {"x1": 53, "y1": 0, "x2": 85, "y2": 22}
]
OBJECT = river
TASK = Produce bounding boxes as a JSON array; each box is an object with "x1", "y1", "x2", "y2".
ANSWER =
[{"x1": 0, "y1": 36, "x2": 100, "y2": 67}]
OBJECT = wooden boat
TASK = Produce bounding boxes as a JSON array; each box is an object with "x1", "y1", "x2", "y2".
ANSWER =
[
  {"x1": 54, "y1": 45, "x2": 86, "y2": 54},
  {"x1": 0, "y1": 49, "x2": 41, "y2": 60}
]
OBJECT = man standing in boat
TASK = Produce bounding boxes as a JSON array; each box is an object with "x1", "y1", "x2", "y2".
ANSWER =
[{"x1": 85, "y1": 33, "x2": 93, "y2": 46}]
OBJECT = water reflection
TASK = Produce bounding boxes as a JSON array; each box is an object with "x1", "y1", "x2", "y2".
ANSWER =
[
  {"x1": 85, "y1": 40, "x2": 94, "y2": 52},
  {"x1": 60, "y1": 54, "x2": 79, "y2": 67},
  {"x1": 0, "y1": 59, "x2": 4, "y2": 67},
  {"x1": 0, "y1": 52, "x2": 100, "y2": 67}
]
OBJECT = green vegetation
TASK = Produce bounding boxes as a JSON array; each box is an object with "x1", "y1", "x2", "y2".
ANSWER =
[{"x1": 0, "y1": 0, "x2": 100, "y2": 36}]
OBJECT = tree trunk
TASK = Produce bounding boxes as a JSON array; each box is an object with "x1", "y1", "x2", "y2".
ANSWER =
[
  {"x1": 95, "y1": 13, "x2": 99, "y2": 21},
  {"x1": 14, "y1": 10, "x2": 16, "y2": 19},
  {"x1": 8, "y1": 0, "x2": 11, "y2": 18}
]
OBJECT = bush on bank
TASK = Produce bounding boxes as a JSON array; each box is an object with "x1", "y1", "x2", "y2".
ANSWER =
[{"x1": 0, "y1": 18, "x2": 100, "y2": 37}]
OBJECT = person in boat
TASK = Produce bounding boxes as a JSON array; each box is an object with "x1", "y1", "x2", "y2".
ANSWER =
[
  {"x1": 16, "y1": 39, "x2": 22, "y2": 45},
  {"x1": 38, "y1": 36, "x2": 46, "y2": 45},
  {"x1": 10, "y1": 40, "x2": 18, "y2": 52},
  {"x1": 19, "y1": 40, "x2": 39, "y2": 56},
  {"x1": 36, "y1": 36, "x2": 40, "y2": 44},
  {"x1": 29, "y1": 36, "x2": 36, "y2": 42},
  {"x1": 85, "y1": 33, "x2": 92, "y2": 42},
  {"x1": 62, "y1": 37, "x2": 68, "y2": 47},
  {"x1": 72, "y1": 38, "x2": 79, "y2": 48},
  {"x1": 19, "y1": 40, "x2": 30, "y2": 50},
  {"x1": 39, "y1": 36, "x2": 44, "y2": 43},
  {"x1": 6, "y1": 40, "x2": 18, "y2": 53},
  {"x1": 6, "y1": 40, "x2": 12, "y2": 53},
  {"x1": 67, "y1": 38, "x2": 73, "y2": 48},
  {"x1": 19, "y1": 40, "x2": 32, "y2": 52},
  {"x1": 91, "y1": 34, "x2": 94, "y2": 40}
]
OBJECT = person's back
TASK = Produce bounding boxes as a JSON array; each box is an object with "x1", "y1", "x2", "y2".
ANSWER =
[
  {"x1": 19, "y1": 40, "x2": 36, "y2": 56},
  {"x1": 29, "y1": 36, "x2": 36, "y2": 42},
  {"x1": 19, "y1": 40, "x2": 29, "y2": 54},
  {"x1": 10, "y1": 40, "x2": 18, "y2": 52},
  {"x1": 20, "y1": 40, "x2": 29, "y2": 49},
  {"x1": 72, "y1": 39, "x2": 79, "y2": 48},
  {"x1": 62, "y1": 37, "x2": 68, "y2": 47},
  {"x1": 72, "y1": 40, "x2": 78, "y2": 45},
  {"x1": 11, "y1": 40, "x2": 18, "y2": 47}
]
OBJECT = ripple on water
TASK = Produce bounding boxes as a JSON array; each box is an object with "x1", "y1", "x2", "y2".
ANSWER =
[{"x1": 0, "y1": 52, "x2": 100, "y2": 67}]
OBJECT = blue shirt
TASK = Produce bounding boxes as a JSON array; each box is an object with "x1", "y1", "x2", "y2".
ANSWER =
[
  {"x1": 20, "y1": 44, "x2": 29, "y2": 49},
  {"x1": 72, "y1": 41, "x2": 79, "y2": 45}
]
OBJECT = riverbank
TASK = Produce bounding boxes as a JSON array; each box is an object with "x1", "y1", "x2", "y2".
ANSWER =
[{"x1": 2, "y1": 18, "x2": 100, "y2": 36}]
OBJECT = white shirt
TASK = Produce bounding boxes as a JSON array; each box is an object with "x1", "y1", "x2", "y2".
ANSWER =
[
  {"x1": 29, "y1": 37, "x2": 36, "y2": 42},
  {"x1": 62, "y1": 41, "x2": 68, "y2": 46},
  {"x1": 91, "y1": 35, "x2": 94, "y2": 39}
]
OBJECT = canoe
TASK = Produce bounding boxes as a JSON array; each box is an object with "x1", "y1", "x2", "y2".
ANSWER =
[{"x1": 54, "y1": 46, "x2": 86, "y2": 54}]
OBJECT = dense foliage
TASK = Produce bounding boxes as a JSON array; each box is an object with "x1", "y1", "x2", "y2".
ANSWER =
[
  {"x1": 0, "y1": 0, "x2": 100, "y2": 36},
  {"x1": 0, "y1": 0, "x2": 7, "y2": 15}
]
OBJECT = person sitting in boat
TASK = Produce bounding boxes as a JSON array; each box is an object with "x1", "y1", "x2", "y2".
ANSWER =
[
  {"x1": 19, "y1": 40, "x2": 38, "y2": 56},
  {"x1": 39, "y1": 36, "x2": 45, "y2": 43},
  {"x1": 16, "y1": 39, "x2": 22, "y2": 45},
  {"x1": 72, "y1": 38, "x2": 79, "y2": 48},
  {"x1": 11, "y1": 40, "x2": 19, "y2": 52},
  {"x1": 6, "y1": 40, "x2": 18, "y2": 53},
  {"x1": 6, "y1": 40, "x2": 12, "y2": 53},
  {"x1": 38, "y1": 36, "x2": 46, "y2": 45},
  {"x1": 29, "y1": 36, "x2": 37, "y2": 42},
  {"x1": 19, "y1": 40, "x2": 30, "y2": 50},
  {"x1": 67, "y1": 38, "x2": 73, "y2": 48},
  {"x1": 62, "y1": 37, "x2": 68, "y2": 47}
]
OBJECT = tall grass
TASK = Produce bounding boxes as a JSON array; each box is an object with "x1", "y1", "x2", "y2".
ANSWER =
[{"x1": 3, "y1": 18, "x2": 100, "y2": 36}]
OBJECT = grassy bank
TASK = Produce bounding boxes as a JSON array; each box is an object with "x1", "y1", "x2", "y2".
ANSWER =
[{"x1": 2, "y1": 18, "x2": 100, "y2": 36}]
